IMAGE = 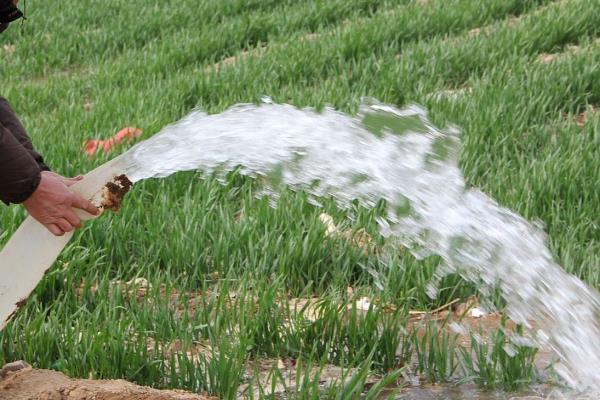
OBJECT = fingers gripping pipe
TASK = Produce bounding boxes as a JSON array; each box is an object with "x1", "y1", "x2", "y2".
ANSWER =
[{"x1": 0, "y1": 155, "x2": 132, "y2": 330}]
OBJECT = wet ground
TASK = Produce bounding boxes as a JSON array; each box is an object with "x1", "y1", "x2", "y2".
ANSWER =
[
  {"x1": 392, "y1": 384, "x2": 554, "y2": 400},
  {"x1": 2, "y1": 361, "x2": 593, "y2": 400},
  {"x1": 393, "y1": 384, "x2": 600, "y2": 400}
]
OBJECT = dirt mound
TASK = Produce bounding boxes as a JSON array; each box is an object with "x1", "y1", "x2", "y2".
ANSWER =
[{"x1": 0, "y1": 361, "x2": 215, "y2": 400}]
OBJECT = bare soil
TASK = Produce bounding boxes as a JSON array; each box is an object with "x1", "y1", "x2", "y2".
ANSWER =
[{"x1": 0, "y1": 361, "x2": 215, "y2": 400}]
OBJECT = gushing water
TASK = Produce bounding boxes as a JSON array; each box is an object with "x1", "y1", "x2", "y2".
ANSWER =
[{"x1": 120, "y1": 99, "x2": 600, "y2": 390}]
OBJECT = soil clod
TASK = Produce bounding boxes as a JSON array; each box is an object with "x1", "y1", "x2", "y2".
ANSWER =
[
  {"x1": 0, "y1": 365, "x2": 215, "y2": 400},
  {"x1": 101, "y1": 174, "x2": 133, "y2": 212},
  {"x1": 0, "y1": 360, "x2": 30, "y2": 379}
]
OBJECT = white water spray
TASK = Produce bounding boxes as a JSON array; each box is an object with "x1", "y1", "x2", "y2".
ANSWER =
[{"x1": 120, "y1": 99, "x2": 600, "y2": 390}]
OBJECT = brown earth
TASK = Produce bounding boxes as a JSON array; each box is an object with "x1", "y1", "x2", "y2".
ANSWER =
[
  {"x1": 0, "y1": 361, "x2": 215, "y2": 400},
  {"x1": 101, "y1": 174, "x2": 133, "y2": 212}
]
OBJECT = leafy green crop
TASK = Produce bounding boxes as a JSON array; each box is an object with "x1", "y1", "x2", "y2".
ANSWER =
[{"x1": 1, "y1": 0, "x2": 598, "y2": 396}]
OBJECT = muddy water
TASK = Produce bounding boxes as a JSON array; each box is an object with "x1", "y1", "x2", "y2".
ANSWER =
[
  {"x1": 114, "y1": 99, "x2": 600, "y2": 392},
  {"x1": 392, "y1": 384, "x2": 579, "y2": 400}
]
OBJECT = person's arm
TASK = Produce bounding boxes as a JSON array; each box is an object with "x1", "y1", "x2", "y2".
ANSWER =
[
  {"x1": 0, "y1": 97, "x2": 50, "y2": 171},
  {"x1": 0, "y1": 0, "x2": 22, "y2": 36},
  {"x1": 0, "y1": 121, "x2": 42, "y2": 204},
  {"x1": 0, "y1": 102, "x2": 100, "y2": 235}
]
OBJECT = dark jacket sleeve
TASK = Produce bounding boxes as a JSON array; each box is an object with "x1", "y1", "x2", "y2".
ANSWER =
[
  {"x1": 0, "y1": 96, "x2": 50, "y2": 171},
  {"x1": 0, "y1": 121, "x2": 42, "y2": 204}
]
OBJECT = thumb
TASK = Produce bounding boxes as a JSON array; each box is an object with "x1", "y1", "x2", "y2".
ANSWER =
[
  {"x1": 70, "y1": 194, "x2": 100, "y2": 216},
  {"x1": 64, "y1": 175, "x2": 84, "y2": 187}
]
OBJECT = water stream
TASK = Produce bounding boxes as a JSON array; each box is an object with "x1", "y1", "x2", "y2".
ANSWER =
[{"x1": 114, "y1": 99, "x2": 599, "y2": 392}]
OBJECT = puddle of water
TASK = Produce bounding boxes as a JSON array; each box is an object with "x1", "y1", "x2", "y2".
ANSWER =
[
  {"x1": 113, "y1": 98, "x2": 600, "y2": 392},
  {"x1": 387, "y1": 382, "x2": 599, "y2": 400},
  {"x1": 390, "y1": 383, "x2": 550, "y2": 400}
]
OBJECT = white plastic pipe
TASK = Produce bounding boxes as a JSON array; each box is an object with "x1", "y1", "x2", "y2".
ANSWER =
[{"x1": 0, "y1": 155, "x2": 130, "y2": 330}]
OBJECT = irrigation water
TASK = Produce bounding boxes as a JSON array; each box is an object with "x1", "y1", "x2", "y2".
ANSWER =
[{"x1": 116, "y1": 98, "x2": 599, "y2": 391}]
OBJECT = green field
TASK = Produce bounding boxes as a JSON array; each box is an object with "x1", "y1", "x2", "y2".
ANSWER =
[{"x1": 1, "y1": 0, "x2": 599, "y2": 397}]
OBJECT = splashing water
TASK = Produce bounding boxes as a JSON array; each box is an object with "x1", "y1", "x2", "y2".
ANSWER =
[{"x1": 118, "y1": 99, "x2": 600, "y2": 390}]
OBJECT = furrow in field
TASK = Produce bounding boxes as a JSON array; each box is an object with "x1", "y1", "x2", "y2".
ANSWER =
[
  {"x1": 2, "y1": 0, "x2": 404, "y2": 81},
  {"x1": 194, "y1": 0, "x2": 598, "y2": 111},
  {"x1": 7, "y1": 0, "x2": 554, "y2": 122},
  {"x1": 1, "y1": 0, "x2": 329, "y2": 77}
]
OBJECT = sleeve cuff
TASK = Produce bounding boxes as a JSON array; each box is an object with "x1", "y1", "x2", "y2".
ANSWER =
[{"x1": 12, "y1": 170, "x2": 42, "y2": 204}]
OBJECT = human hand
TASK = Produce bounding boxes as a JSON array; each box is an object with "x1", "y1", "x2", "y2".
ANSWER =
[
  {"x1": 45, "y1": 171, "x2": 84, "y2": 187},
  {"x1": 23, "y1": 171, "x2": 100, "y2": 236}
]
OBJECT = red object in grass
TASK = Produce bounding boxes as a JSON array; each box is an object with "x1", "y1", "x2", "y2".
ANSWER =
[{"x1": 83, "y1": 127, "x2": 142, "y2": 156}]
